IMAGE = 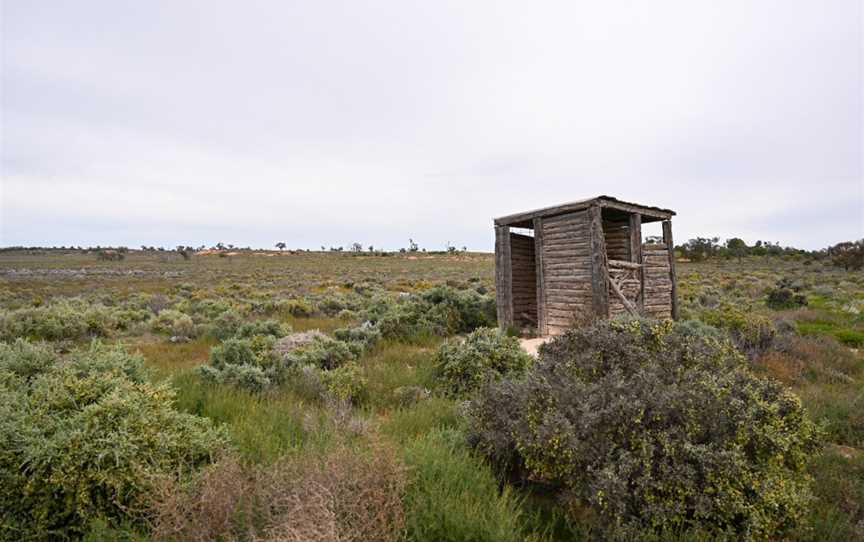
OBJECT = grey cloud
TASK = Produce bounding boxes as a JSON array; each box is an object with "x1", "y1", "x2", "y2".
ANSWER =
[{"x1": 1, "y1": 0, "x2": 861, "y2": 251}]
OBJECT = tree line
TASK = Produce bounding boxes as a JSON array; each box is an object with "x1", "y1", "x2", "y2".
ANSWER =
[{"x1": 675, "y1": 237, "x2": 863, "y2": 270}]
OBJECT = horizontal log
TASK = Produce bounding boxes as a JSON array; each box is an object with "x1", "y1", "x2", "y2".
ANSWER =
[
  {"x1": 543, "y1": 258, "x2": 591, "y2": 267},
  {"x1": 546, "y1": 286, "x2": 592, "y2": 294},
  {"x1": 542, "y1": 231, "x2": 588, "y2": 241},
  {"x1": 543, "y1": 222, "x2": 585, "y2": 233}
]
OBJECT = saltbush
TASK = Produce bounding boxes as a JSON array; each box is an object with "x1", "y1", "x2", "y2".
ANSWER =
[
  {"x1": 766, "y1": 278, "x2": 808, "y2": 310},
  {"x1": 233, "y1": 319, "x2": 289, "y2": 339},
  {"x1": 0, "y1": 300, "x2": 121, "y2": 342},
  {"x1": 150, "y1": 309, "x2": 196, "y2": 338},
  {"x1": 333, "y1": 323, "x2": 381, "y2": 356},
  {"x1": 363, "y1": 287, "x2": 496, "y2": 341},
  {"x1": 285, "y1": 335, "x2": 356, "y2": 370},
  {"x1": 433, "y1": 327, "x2": 532, "y2": 397},
  {"x1": 0, "y1": 340, "x2": 226, "y2": 538},
  {"x1": 320, "y1": 362, "x2": 368, "y2": 404},
  {"x1": 468, "y1": 319, "x2": 821, "y2": 540},
  {"x1": 702, "y1": 303, "x2": 777, "y2": 357}
]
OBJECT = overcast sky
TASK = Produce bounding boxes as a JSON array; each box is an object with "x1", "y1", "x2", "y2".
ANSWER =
[{"x1": 1, "y1": 1, "x2": 861, "y2": 251}]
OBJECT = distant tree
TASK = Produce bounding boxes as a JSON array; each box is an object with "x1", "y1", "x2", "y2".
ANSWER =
[
  {"x1": 645, "y1": 235, "x2": 663, "y2": 244},
  {"x1": 678, "y1": 237, "x2": 720, "y2": 262},
  {"x1": 408, "y1": 238, "x2": 419, "y2": 253},
  {"x1": 725, "y1": 238, "x2": 748, "y2": 262},
  {"x1": 828, "y1": 240, "x2": 864, "y2": 271},
  {"x1": 176, "y1": 246, "x2": 193, "y2": 260},
  {"x1": 350, "y1": 242, "x2": 363, "y2": 253},
  {"x1": 275, "y1": 242, "x2": 287, "y2": 251},
  {"x1": 368, "y1": 245, "x2": 375, "y2": 253},
  {"x1": 446, "y1": 242, "x2": 457, "y2": 254}
]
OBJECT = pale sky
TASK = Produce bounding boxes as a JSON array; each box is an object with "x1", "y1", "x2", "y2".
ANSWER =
[{"x1": 1, "y1": 1, "x2": 862, "y2": 251}]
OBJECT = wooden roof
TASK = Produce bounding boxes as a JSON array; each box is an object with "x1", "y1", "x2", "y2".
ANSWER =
[{"x1": 493, "y1": 195, "x2": 675, "y2": 228}]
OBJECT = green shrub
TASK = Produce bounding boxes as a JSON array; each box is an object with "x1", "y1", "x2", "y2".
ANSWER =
[
  {"x1": 233, "y1": 319, "x2": 289, "y2": 339},
  {"x1": 209, "y1": 337, "x2": 259, "y2": 368},
  {"x1": 333, "y1": 323, "x2": 381, "y2": 356},
  {"x1": 363, "y1": 287, "x2": 496, "y2": 341},
  {"x1": 151, "y1": 309, "x2": 196, "y2": 338},
  {"x1": 197, "y1": 363, "x2": 272, "y2": 393},
  {"x1": 282, "y1": 298, "x2": 315, "y2": 317},
  {"x1": 285, "y1": 335, "x2": 355, "y2": 370},
  {"x1": 433, "y1": 327, "x2": 532, "y2": 397},
  {"x1": 702, "y1": 303, "x2": 777, "y2": 356},
  {"x1": 467, "y1": 319, "x2": 821, "y2": 540},
  {"x1": 0, "y1": 340, "x2": 226, "y2": 538},
  {"x1": 320, "y1": 362, "x2": 368, "y2": 404},
  {"x1": 207, "y1": 309, "x2": 244, "y2": 340},
  {"x1": 202, "y1": 336, "x2": 282, "y2": 392},
  {"x1": 0, "y1": 300, "x2": 120, "y2": 342},
  {"x1": 766, "y1": 279, "x2": 808, "y2": 310}
]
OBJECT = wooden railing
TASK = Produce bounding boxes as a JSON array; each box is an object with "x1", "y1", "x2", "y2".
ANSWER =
[{"x1": 607, "y1": 259, "x2": 641, "y2": 316}]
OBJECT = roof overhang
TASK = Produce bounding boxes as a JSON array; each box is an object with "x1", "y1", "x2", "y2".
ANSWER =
[{"x1": 493, "y1": 195, "x2": 675, "y2": 228}]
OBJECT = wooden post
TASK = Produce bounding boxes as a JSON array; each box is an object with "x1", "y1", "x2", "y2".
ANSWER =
[
  {"x1": 662, "y1": 220, "x2": 679, "y2": 320},
  {"x1": 533, "y1": 217, "x2": 546, "y2": 336},
  {"x1": 629, "y1": 213, "x2": 643, "y2": 310},
  {"x1": 495, "y1": 225, "x2": 514, "y2": 329},
  {"x1": 589, "y1": 205, "x2": 609, "y2": 319}
]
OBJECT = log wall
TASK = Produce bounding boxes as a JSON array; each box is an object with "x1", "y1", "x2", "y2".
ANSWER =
[
  {"x1": 509, "y1": 233, "x2": 537, "y2": 326},
  {"x1": 602, "y1": 218, "x2": 630, "y2": 261},
  {"x1": 642, "y1": 242, "x2": 673, "y2": 319},
  {"x1": 540, "y1": 210, "x2": 593, "y2": 335}
]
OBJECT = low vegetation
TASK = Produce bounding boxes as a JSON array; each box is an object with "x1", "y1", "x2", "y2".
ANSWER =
[
  {"x1": 0, "y1": 248, "x2": 861, "y2": 540},
  {"x1": 469, "y1": 319, "x2": 821, "y2": 539}
]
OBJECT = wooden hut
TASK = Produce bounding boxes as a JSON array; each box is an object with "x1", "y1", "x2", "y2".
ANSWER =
[{"x1": 494, "y1": 196, "x2": 678, "y2": 336}]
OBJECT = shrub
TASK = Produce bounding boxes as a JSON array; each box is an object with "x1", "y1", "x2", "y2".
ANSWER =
[
  {"x1": 320, "y1": 362, "x2": 368, "y2": 404},
  {"x1": 285, "y1": 335, "x2": 356, "y2": 370},
  {"x1": 467, "y1": 319, "x2": 821, "y2": 539},
  {"x1": 202, "y1": 336, "x2": 282, "y2": 391},
  {"x1": 209, "y1": 337, "x2": 259, "y2": 368},
  {"x1": 0, "y1": 300, "x2": 120, "y2": 342},
  {"x1": 333, "y1": 323, "x2": 381, "y2": 356},
  {"x1": 233, "y1": 319, "x2": 289, "y2": 339},
  {"x1": 433, "y1": 327, "x2": 532, "y2": 397},
  {"x1": 0, "y1": 340, "x2": 226, "y2": 538},
  {"x1": 151, "y1": 309, "x2": 196, "y2": 338},
  {"x1": 207, "y1": 309, "x2": 243, "y2": 340},
  {"x1": 282, "y1": 298, "x2": 315, "y2": 317},
  {"x1": 197, "y1": 363, "x2": 271, "y2": 393},
  {"x1": 363, "y1": 287, "x2": 496, "y2": 341},
  {"x1": 273, "y1": 329, "x2": 328, "y2": 359},
  {"x1": 765, "y1": 278, "x2": 808, "y2": 310},
  {"x1": 702, "y1": 303, "x2": 777, "y2": 357}
]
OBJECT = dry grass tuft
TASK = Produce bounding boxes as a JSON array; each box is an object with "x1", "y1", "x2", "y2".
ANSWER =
[{"x1": 149, "y1": 444, "x2": 405, "y2": 542}]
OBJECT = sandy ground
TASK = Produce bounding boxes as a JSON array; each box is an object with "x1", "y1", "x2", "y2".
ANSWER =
[{"x1": 519, "y1": 337, "x2": 551, "y2": 357}]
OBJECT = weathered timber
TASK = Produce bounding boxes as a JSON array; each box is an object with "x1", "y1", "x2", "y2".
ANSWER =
[
  {"x1": 589, "y1": 205, "x2": 609, "y2": 319},
  {"x1": 495, "y1": 225, "x2": 513, "y2": 329},
  {"x1": 494, "y1": 196, "x2": 676, "y2": 336},
  {"x1": 533, "y1": 217, "x2": 547, "y2": 335},
  {"x1": 494, "y1": 196, "x2": 673, "y2": 227},
  {"x1": 663, "y1": 220, "x2": 678, "y2": 320}
]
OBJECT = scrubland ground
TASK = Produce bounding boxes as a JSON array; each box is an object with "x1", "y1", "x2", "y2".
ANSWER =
[{"x1": 0, "y1": 250, "x2": 862, "y2": 541}]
